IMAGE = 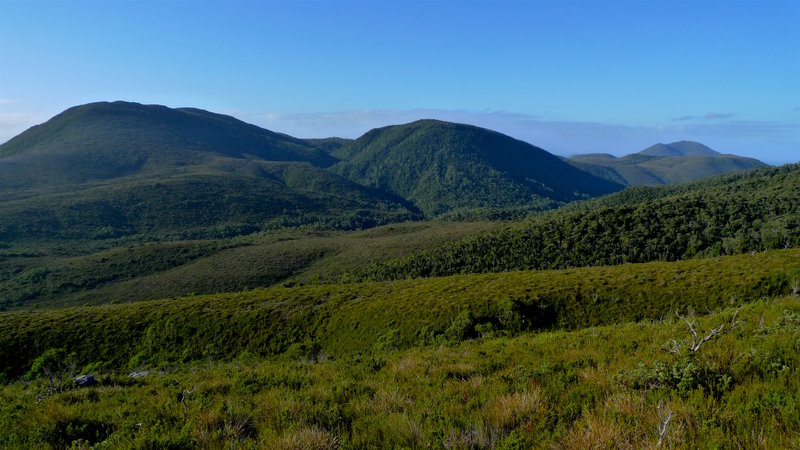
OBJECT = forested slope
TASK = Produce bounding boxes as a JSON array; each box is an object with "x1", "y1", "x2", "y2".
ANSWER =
[{"x1": 350, "y1": 164, "x2": 799, "y2": 281}]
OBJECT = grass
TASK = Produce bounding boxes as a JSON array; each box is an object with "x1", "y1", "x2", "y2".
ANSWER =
[
  {"x1": 1, "y1": 295, "x2": 797, "y2": 448},
  {"x1": 1, "y1": 220, "x2": 501, "y2": 308},
  {"x1": 2, "y1": 248, "x2": 798, "y2": 381}
]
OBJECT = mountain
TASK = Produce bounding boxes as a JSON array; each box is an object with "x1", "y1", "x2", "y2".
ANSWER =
[
  {"x1": 331, "y1": 119, "x2": 623, "y2": 216},
  {"x1": 638, "y1": 140, "x2": 719, "y2": 157},
  {"x1": 0, "y1": 102, "x2": 421, "y2": 240},
  {"x1": 568, "y1": 141, "x2": 767, "y2": 185},
  {"x1": 0, "y1": 101, "x2": 339, "y2": 193}
]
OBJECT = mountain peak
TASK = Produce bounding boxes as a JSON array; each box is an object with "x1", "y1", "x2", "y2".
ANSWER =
[
  {"x1": 331, "y1": 120, "x2": 622, "y2": 216},
  {"x1": 0, "y1": 101, "x2": 337, "y2": 189},
  {"x1": 638, "y1": 141, "x2": 719, "y2": 157}
]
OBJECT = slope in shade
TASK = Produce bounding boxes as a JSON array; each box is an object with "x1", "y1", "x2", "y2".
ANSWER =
[{"x1": 332, "y1": 119, "x2": 622, "y2": 216}]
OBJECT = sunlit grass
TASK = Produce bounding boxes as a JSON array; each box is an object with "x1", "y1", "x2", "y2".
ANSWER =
[{"x1": 2, "y1": 295, "x2": 797, "y2": 448}]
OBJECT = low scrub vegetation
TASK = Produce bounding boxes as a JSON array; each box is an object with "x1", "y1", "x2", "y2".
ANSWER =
[
  {"x1": 2, "y1": 296, "x2": 797, "y2": 448},
  {"x1": 0, "y1": 221, "x2": 500, "y2": 309},
  {"x1": 2, "y1": 249, "x2": 798, "y2": 382}
]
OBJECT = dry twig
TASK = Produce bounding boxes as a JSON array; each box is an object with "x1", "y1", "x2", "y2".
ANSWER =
[{"x1": 656, "y1": 401, "x2": 673, "y2": 447}]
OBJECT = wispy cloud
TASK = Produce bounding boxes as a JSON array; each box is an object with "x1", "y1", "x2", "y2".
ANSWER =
[
  {"x1": 704, "y1": 112, "x2": 735, "y2": 120},
  {"x1": 0, "y1": 112, "x2": 47, "y2": 145},
  {"x1": 672, "y1": 112, "x2": 738, "y2": 121},
  {"x1": 0, "y1": 99, "x2": 13, "y2": 105}
]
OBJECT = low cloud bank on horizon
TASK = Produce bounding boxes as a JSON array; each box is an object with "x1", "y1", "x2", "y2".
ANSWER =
[
  {"x1": 254, "y1": 109, "x2": 798, "y2": 165},
  {"x1": 1, "y1": 106, "x2": 797, "y2": 165}
]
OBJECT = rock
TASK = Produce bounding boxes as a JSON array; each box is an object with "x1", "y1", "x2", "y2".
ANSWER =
[{"x1": 74, "y1": 374, "x2": 97, "y2": 387}]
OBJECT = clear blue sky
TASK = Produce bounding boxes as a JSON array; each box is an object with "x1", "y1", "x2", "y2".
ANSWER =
[{"x1": 1, "y1": 0, "x2": 798, "y2": 163}]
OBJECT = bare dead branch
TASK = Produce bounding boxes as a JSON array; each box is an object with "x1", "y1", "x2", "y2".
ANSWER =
[
  {"x1": 660, "y1": 338, "x2": 681, "y2": 355},
  {"x1": 657, "y1": 401, "x2": 673, "y2": 447},
  {"x1": 181, "y1": 385, "x2": 197, "y2": 411},
  {"x1": 693, "y1": 322, "x2": 725, "y2": 352},
  {"x1": 729, "y1": 307, "x2": 741, "y2": 331},
  {"x1": 675, "y1": 309, "x2": 730, "y2": 352}
]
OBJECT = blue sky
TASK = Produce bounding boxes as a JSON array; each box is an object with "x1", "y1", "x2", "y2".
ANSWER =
[{"x1": 1, "y1": 0, "x2": 798, "y2": 163}]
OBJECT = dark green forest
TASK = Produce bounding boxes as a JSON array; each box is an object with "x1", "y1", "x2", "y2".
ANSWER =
[{"x1": 351, "y1": 165, "x2": 799, "y2": 281}]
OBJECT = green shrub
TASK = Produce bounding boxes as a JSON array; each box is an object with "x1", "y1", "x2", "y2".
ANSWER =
[{"x1": 445, "y1": 310, "x2": 475, "y2": 343}]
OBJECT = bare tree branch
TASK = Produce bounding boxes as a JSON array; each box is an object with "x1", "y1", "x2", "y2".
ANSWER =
[
  {"x1": 660, "y1": 338, "x2": 681, "y2": 355},
  {"x1": 657, "y1": 401, "x2": 673, "y2": 447},
  {"x1": 675, "y1": 309, "x2": 729, "y2": 352}
]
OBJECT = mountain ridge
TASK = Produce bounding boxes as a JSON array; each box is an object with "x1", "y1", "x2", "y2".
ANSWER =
[
  {"x1": 331, "y1": 119, "x2": 623, "y2": 216},
  {"x1": 568, "y1": 140, "x2": 767, "y2": 185},
  {"x1": 0, "y1": 102, "x2": 422, "y2": 239},
  {"x1": 0, "y1": 101, "x2": 338, "y2": 192}
]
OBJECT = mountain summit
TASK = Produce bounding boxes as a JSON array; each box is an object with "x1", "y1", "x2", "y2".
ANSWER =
[
  {"x1": 0, "y1": 101, "x2": 336, "y2": 191},
  {"x1": 331, "y1": 120, "x2": 622, "y2": 216},
  {"x1": 638, "y1": 141, "x2": 719, "y2": 157},
  {"x1": 568, "y1": 141, "x2": 766, "y2": 186}
]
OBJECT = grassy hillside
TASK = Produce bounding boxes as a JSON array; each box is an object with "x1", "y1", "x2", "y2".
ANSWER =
[
  {"x1": 2, "y1": 248, "x2": 797, "y2": 382},
  {"x1": 568, "y1": 141, "x2": 767, "y2": 186},
  {"x1": 332, "y1": 120, "x2": 622, "y2": 216},
  {"x1": 0, "y1": 221, "x2": 500, "y2": 309},
  {"x1": 351, "y1": 164, "x2": 799, "y2": 281},
  {"x1": 1, "y1": 290, "x2": 798, "y2": 447}
]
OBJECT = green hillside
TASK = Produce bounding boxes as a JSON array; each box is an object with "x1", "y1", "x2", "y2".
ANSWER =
[
  {"x1": 0, "y1": 106, "x2": 797, "y2": 447},
  {"x1": 2, "y1": 248, "x2": 797, "y2": 381},
  {"x1": 0, "y1": 221, "x2": 499, "y2": 309},
  {"x1": 0, "y1": 160, "x2": 421, "y2": 242},
  {"x1": 332, "y1": 120, "x2": 623, "y2": 216},
  {"x1": 0, "y1": 103, "x2": 424, "y2": 243},
  {"x1": 0, "y1": 101, "x2": 337, "y2": 193},
  {"x1": 568, "y1": 141, "x2": 767, "y2": 186},
  {"x1": 351, "y1": 164, "x2": 800, "y2": 281}
]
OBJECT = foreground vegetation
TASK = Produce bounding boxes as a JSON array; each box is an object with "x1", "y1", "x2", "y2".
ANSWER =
[
  {"x1": 3, "y1": 249, "x2": 798, "y2": 382},
  {"x1": 2, "y1": 295, "x2": 797, "y2": 448}
]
